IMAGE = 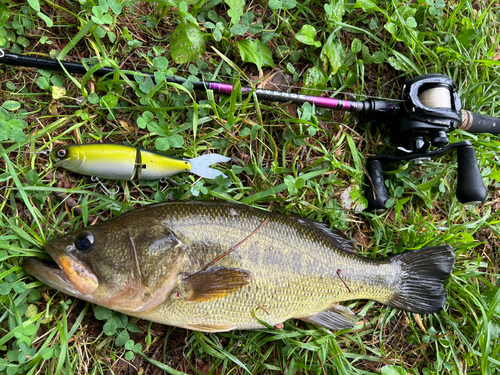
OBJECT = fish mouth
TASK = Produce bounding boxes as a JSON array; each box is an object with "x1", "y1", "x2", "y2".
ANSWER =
[
  {"x1": 23, "y1": 257, "x2": 85, "y2": 298},
  {"x1": 24, "y1": 244, "x2": 99, "y2": 297}
]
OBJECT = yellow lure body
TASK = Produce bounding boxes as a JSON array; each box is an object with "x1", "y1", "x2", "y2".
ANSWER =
[
  {"x1": 138, "y1": 149, "x2": 190, "y2": 179},
  {"x1": 51, "y1": 144, "x2": 228, "y2": 180}
]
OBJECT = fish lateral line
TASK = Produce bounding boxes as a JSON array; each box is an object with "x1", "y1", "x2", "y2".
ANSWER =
[{"x1": 200, "y1": 217, "x2": 270, "y2": 271}]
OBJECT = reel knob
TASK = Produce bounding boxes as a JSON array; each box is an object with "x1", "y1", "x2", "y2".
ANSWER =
[
  {"x1": 365, "y1": 159, "x2": 389, "y2": 211},
  {"x1": 432, "y1": 131, "x2": 448, "y2": 147},
  {"x1": 456, "y1": 146, "x2": 487, "y2": 204}
]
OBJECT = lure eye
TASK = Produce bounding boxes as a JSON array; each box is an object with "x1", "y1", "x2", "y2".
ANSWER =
[
  {"x1": 56, "y1": 148, "x2": 67, "y2": 158},
  {"x1": 74, "y1": 231, "x2": 95, "y2": 252}
]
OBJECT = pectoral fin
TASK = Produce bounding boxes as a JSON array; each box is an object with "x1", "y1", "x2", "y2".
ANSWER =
[
  {"x1": 181, "y1": 267, "x2": 252, "y2": 302},
  {"x1": 300, "y1": 305, "x2": 358, "y2": 330}
]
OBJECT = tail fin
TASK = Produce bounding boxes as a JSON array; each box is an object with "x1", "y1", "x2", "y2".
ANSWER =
[
  {"x1": 188, "y1": 154, "x2": 231, "y2": 179},
  {"x1": 388, "y1": 245, "x2": 455, "y2": 314}
]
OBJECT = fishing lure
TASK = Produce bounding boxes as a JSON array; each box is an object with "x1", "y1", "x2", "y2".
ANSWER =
[{"x1": 51, "y1": 144, "x2": 230, "y2": 180}]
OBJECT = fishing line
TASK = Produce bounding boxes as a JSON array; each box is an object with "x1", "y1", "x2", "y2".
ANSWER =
[
  {"x1": 0, "y1": 186, "x2": 12, "y2": 200},
  {"x1": 418, "y1": 87, "x2": 452, "y2": 108},
  {"x1": 200, "y1": 217, "x2": 270, "y2": 271},
  {"x1": 32, "y1": 150, "x2": 51, "y2": 156},
  {"x1": 6, "y1": 149, "x2": 51, "y2": 156},
  {"x1": 173, "y1": 66, "x2": 405, "y2": 101},
  {"x1": 336, "y1": 269, "x2": 352, "y2": 293}
]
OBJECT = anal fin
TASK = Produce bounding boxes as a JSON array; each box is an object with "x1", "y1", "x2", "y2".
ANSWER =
[
  {"x1": 300, "y1": 305, "x2": 358, "y2": 330},
  {"x1": 182, "y1": 267, "x2": 252, "y2": 302},
  {"x1": 182, "y1": 323, "x2": 236, "y2": 332}
]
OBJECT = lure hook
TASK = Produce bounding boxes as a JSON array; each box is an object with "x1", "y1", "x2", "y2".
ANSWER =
[
  {"x1": 91, "y1": 176, "x2": 120, "y2": 197},
  {"x1": 160, "y1": 177, "x2": 180, "y2": 186}
]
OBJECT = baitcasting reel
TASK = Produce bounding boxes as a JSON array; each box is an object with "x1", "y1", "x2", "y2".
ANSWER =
[{"x1": 365, "y1": 73, "x2": 497, "y2": 211}]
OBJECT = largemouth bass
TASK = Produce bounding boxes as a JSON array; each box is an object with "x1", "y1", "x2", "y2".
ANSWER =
[{"x1": 24, "y1": 201, "x2": 455, "y2": 332}]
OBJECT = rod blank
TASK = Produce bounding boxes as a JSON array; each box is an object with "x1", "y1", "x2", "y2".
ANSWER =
[{"x1": 0, "y1": 51, "x2": 394, "y2": 114}]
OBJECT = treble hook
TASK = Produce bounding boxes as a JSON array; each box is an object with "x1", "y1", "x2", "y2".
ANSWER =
[
  {"x1": 160, "y1": 177, "x2": 181, "y2": 185},
  {"x1": 91, "y1": 176, "x2": 120, "y2": 197},
  {"x1": 159, "y1": 177, "x2": 181, "y2": 192}
]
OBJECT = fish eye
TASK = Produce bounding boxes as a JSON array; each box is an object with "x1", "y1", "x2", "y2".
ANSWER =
[
  {"x1": 56, "y1": 148, "x2": 67, "y2": 158},
  {"x1": 74, "y1": 231, "x2": 94, "y2": 252}
]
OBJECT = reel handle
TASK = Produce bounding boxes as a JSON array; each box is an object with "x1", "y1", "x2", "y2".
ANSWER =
[
  {"x1": 460, "y1": 110, "x2": 500, "y2": 134},
  {"x1": 456, "y1": 145, "x2": 488, "y2": 204},
  {"x1": 365, "y1": 159, "x2": 389, "y2": 211}
]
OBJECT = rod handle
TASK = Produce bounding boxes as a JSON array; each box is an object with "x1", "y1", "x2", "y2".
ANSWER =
[
  {"x1": 365, "y1": 159, "x2": 389, "y2": 211},
  {"x1": 460, "y1": 110, "x2": 500, "y2": 134},
  {"x1": 456, "y1": 145, "x2": 487, "y2": 204}
]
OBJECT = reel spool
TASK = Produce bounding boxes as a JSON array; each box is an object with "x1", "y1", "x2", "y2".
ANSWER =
[
  {"x1": 392, "y1": 74, "x2": 463, "y2": 153},
  {"x1": 418, "y1": 87, "x2": 452, "y2": 108},
  {"x1": 365, "y1": 74, "x2": 487, "y2": 211}
]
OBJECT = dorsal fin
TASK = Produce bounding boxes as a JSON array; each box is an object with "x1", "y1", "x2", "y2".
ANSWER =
[{"x1": 291, "y1": 215, "x2": 357, "y2": 254}]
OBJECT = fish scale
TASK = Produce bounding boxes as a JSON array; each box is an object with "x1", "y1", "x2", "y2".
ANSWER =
[{"x1": 24, "y1": 201, "x2": 455, "y2": 332}]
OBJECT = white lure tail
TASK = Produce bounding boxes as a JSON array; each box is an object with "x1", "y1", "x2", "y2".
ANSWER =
[{"x1": 189, "y1": 154, "x2": 231, "y2": 179}]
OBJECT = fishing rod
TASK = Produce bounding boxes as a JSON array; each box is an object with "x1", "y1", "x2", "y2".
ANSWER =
[
  {"x1": 0, "y1": 50, "x2": 403, "y2": 117},
  {"x1": 1, "y1": 51, "x2": 499, "y2": 209}
]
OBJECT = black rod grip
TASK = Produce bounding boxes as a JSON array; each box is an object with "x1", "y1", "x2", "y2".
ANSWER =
[
  {"x1": 365, "y1": 159, "x2": 390, "y2": 211},
  {"x1": 0, "y1": 52, "x2": 91, "y2": 74},
  {"x1": 460, "y1": 110, "x2": 500, "y2": 134},
  {"x1": 455, "y1": 145, "x2": 487, "y2": 204},
  {"x1": 0, "y1": 52, "x2": 192, "y2": 86}
]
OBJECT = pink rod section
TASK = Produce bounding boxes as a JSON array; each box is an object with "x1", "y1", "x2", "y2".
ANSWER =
[{"x1": 209, "y1": 83, "x2": 361, "y2": 111}]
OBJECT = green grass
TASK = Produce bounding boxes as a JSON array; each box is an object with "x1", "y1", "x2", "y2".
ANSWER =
[{"x1": 1, "y1": 0, "x2": 500, "y2": 374}]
